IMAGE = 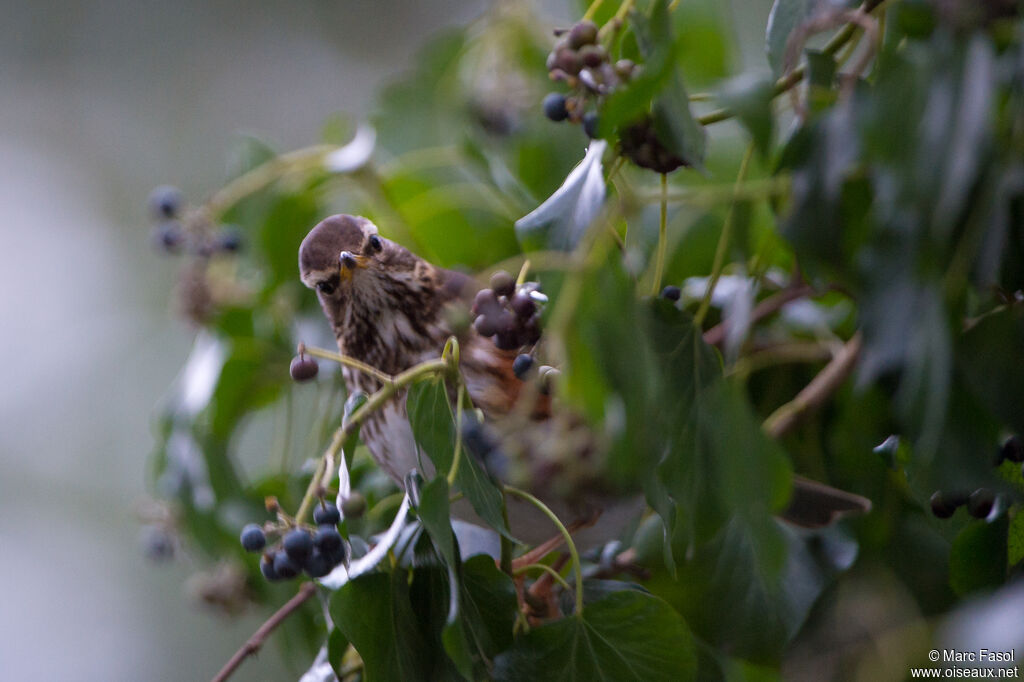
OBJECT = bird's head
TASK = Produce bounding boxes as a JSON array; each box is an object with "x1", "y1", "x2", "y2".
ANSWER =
[{"x1": 298, "y1": 214, "x2": 422, "y2": 308}]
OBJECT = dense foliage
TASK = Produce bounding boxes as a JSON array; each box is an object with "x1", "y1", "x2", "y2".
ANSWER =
[{"x1": 144, "y1": 0, "x2": 1024, "y2": 679}]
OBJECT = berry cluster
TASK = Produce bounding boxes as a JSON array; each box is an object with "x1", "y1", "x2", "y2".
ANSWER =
[
  {"x1": 929, "y1": 489, "x2": 997, "y2": 520},
  {"x1": 472, "y1": 271, "x2": 545, "y2": 351},
  {"x1": 241, "y1": 501, "x2": 349, "y2": 582},
  {"x1": 929, "y1": 436, "x2": 1023, "y2": 520},
  {"x1": 542, "y1": 20, "x2": 635, "y2": 141},
  {"x1": 542, "y1": 19, "x2": 685, "y2": 173},
  {"x1": 618, "y1": 118, "x2": 686, "y2": 174},
  {"x1": 147, "y1": 185, "x2": 243, "y2": 256}
]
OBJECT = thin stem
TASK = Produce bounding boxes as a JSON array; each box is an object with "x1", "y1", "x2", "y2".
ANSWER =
[
  {"x1": 694, "y1": 142, "x2": 755, "y2": 328},
  {"x1": 302, "y1": 345, "x2": 395, "y2": 386},
  {"x1": 205, "y1": 145, "x2": 335, "y2": 219},
  {"x1": 651, "y1": 173, "x2": 668, "y2": 295},
  {"x1": 503, "y1": 486, "x2": 585, "y2": 617},
  {"x1": 447, "y1": 384, "x2": 466, "y2": 486},
  {"x1": 295, "y1": 357, "x2": 449, "y2": 523},
  {"x1": 702, "y1": 283, "x2": 815, "y2": 347},
  {"x1": 211, "y1": 582, "x2": 317, "y2": 682},
  {"x1": 763, "y1": 332, "x2": 863, "y2": 439},
  {"x1": 514, "y1": 563, "x2": 573, "y2": 592},
  {"x1": 582, "y1": 0, "x2": 605, "y2": 22}
]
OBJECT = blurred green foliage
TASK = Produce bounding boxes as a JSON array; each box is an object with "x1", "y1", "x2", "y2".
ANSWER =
[{"x1": 147, "y1": 0, "x2": 1024, "y2": 679}]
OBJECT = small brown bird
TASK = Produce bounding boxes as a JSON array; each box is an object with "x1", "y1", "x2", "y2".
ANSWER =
[{"x1": 298, "y1": 214, "x2": 869, "y2": 546}]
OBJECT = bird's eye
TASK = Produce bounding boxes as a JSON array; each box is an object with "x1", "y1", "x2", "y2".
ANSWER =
[
  {"x1": 367, "y1": 234, "x2": 383, "y2": 253},
  {"x1": 316, "y1": 275, "x2": 339, "y2": 295}
]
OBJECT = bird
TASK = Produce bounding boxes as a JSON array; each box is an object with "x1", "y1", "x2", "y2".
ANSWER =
[{"x1": 298, "y1": 214, "x2": 869, "y2": 548}]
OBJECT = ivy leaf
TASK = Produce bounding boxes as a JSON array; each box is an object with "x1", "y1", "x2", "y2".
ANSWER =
[
  {"x1": 718, "y1": 74, "x2": 775, "y2": 159},
  {"x1": 459, "y1": 555, "x2": 517, "y2": 659},
  {"x1": 493, "y1": 590, "x2": 696, "y2": 681},
  {"x1": 959, "y1": 306, "x2": 1024, "y2": 436},
  {"x1": 329, "y1": 572, "x2": 434, "y2": 682},
  {"x1": 514, "y1": 140, "x2": 607, "y2": 252},
  {"x1": 407, "y1": 379, "x2": 513, "y2": 540},
  {"x1": 949, "y1": 516, "x2": 1008, "y2": 597},
  {"x1": 766, "y1": 0, "x2": 814, "y2": 78},
  {"x1": 418, "y1": 478, "x2": 474, "y2": 679}
]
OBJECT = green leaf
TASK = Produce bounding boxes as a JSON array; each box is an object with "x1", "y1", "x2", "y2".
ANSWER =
[
  {"x1": 327, "y1": 626, "x2": 348, "y2": 679},
  {"x1": 329, "y1": 572, "x2": 434, "y2": 682},
  {"x1": 718, "y1": 74, "x2": 775, "y2": 158},
  {"x1": 766, "y1": 0, "x2": 812, "y2": 78},
  {"x1": 949, "y1": 516, "x2": 1008, "y2": 596},
  {"x1": 959, "y1": 306, "x2": 1024, "y2": 436},
  {"x1": 514, "y1": 141, "x2": 607, "y2": 252},
  {"x1": 407, "y1": 380, "x2": 513, "y2": 540},
  {"x1": 418, "y1": 478, "x2": 475, "y2": 680},
  {"x1": 459, "y1": 555, "x2": 518, "y2": 659},
  {"x1": 492, "y1": 590, "x2": 697, "y2": 682}
]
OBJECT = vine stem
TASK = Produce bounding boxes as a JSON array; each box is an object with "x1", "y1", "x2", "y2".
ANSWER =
[
  {"x1": 762, "y1": 332, "x2": 863, "y2": 439},
  {"x1": 447, "y1": 383, "x2": 466, "y2": 485},
  {"x1": 582, "y1": 0, "x2": 604, "y2": 22},
  {"x1": 294, "y1": 357, "x2": 449, "y2": 524},
  {"x1": 503, "y1": 486, "x2": 585, "y2": 617},
  {"x1": 694, "y1": 142, "x2": 755, "y2": 328},
  {"x1": 302, "y1": 345, "x2": 395, "y2": 386},
  {"x1": 211, "y1": 582, "x2": 317, "y2": 682},
  {"x1": 205, "y1": 145, "x2": 335, "y2": 219},
  {"x1": 514, "y1": 562, "x2": 573, "y2": 592},
  {"x1": 651, "y1": 173, "x2": 668, "y2": 295}
]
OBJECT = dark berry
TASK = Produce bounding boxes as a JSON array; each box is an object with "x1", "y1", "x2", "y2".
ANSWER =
[
  {"x1": 283, "y1": 528, "x2": 313, "y2": 562},
  {"x1": 260, "y1": 554, "x2": 282, "y2": 581},
  {"x1": 148, "y1": 185, "x2": 183, "y2": 219},
  {"x1": 1002, "y1": 435, "x2": 1024, "y2": 463},
  {"x1": 273, "y1": 551, "x2": 301, "y2": 579},
  {"x1": 304, "y1": 550, "x2": 334, "y2": 578},
  {"x1": 511, "y1": 292, "x2": 536, "y2": 319},
  {"x1": 513, "y1": 354, "x2": 534, "y2": 380},
  {"x1": 323, "y1": 541, "x2": 350, "y2": 567},
  {"x1": 461, "y1": 417, "x2": 497, "y2": 458},
  {"x1": 490, "y1": 271, "x2": 516, "y2": 297},
  {"x1": 579, "y1": 44, "x2": 606, "y2": 68},
  {"x1": 554, "y1": 48, "x2": 582, "y2": 76},
  {"x1": 660, "y1": 285, "x2": 681, "y2": 301},
  {"x1": 153, "y1": 221, "x2": 183, "y2": 253},
  {"x1": 290, "y1": 354, "x2": 319, "y2": 382},
  {"x1": 968, "y1": 489, "x2": 996, "y2": 519},
  {"x1": 474, "y1": 314, "x2": 497, "y2": 337},
  {"x1": 473, "y1": 288, "x2": 498, "y2": 315},
  {"x1": 583, "y1": 112, "x2": 600, "y2": 139},
  {"x1": 313, "y1": 502, "x2": 340, "y2": 526},
  {"x1": 216, "y1": 227, "x2": 243, "y2": 253},
  {"x1": 314, "y1": 526, "x2": 343, "y2": 554},
  {"x1": 568, "y1": 20, "x2": 598, "y2": 49},
  {"x1": 240, "y1": 523, "x2": 266, "y2": 552},
  {"x1": 543, "y1": 93, "x2": 570, "y2": 122},
  {"x1": 930, "y1": 491, "x2": 956, "y2": 519},
  {"x1": 341, "y1": 492, "x2": 367, "y2": 519}
]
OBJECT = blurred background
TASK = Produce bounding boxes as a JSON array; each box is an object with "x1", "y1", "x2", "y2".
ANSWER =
[{"x1": 0, "y1": 0, "x2": 774, "y2": 679}]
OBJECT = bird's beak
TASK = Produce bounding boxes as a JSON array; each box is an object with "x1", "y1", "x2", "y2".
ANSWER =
[{"x1": 338, "y1": 251, "x2": 369, "y2": 280}]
